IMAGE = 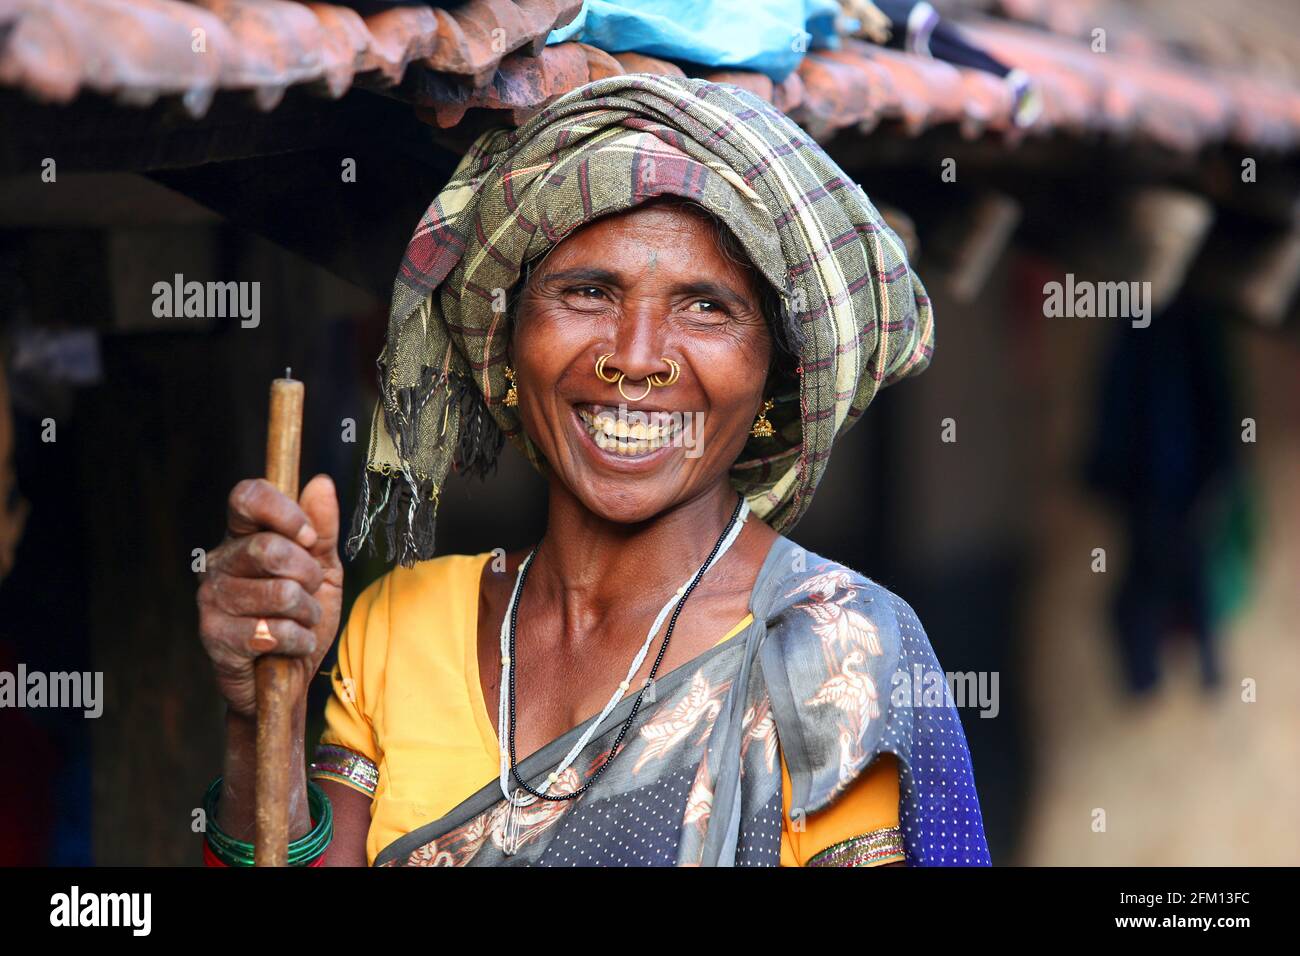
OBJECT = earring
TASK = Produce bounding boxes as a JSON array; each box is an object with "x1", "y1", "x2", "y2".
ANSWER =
[
  {"x1": 750, "y1": 398, "x2": 775, "y2": 438},
  {"x1": 503, "y1": 365, "x2": 519, "y2": 407}
]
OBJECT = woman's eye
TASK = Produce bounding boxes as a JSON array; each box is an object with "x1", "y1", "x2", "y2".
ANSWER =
[
  {"x1": 571, "y1": 286, "x2": 606, "y2": 299},
  {"x1": 686, "y1": 300, "x2": 722, "y2": 314}
]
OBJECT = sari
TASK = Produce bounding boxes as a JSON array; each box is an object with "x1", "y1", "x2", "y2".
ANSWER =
[{"x1": 369, "y1": 537, "x2": 990, "y2": 866}]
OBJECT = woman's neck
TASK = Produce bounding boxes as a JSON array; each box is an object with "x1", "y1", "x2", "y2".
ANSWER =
[{"x1": 529, "y1": 481, "x2": 745, "y2": 626}]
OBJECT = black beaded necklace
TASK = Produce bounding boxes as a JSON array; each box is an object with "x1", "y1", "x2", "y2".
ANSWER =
[{"x1": 506, "y1": 494, "x2": 747, "y2": 802}]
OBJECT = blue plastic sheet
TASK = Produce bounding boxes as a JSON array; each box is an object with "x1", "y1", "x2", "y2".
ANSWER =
[{"x1": 547, "y1": 0, "x2": 842, "y2": 82}]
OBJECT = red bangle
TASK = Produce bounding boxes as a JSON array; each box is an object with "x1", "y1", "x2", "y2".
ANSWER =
[
  {"x1": 203, "y1": 838, "x2": 229, "y2": 868},
  {"x1": 203, "y1": 832, "x2": 328, "y2": 867}
]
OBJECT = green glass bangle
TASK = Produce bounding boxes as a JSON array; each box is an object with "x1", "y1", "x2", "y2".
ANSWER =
[{"x1": 203, "y1": 776, "x2": 333, "y2": 866}]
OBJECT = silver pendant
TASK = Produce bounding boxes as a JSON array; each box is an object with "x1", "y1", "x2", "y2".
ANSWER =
[{"x1": 502, "y1": 788, "x2": 530, "y2": 856}]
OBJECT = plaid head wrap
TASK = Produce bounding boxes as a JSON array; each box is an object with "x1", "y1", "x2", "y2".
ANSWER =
[{"x1": 347, "y1": 74, "x2": 934, "y2": 567}]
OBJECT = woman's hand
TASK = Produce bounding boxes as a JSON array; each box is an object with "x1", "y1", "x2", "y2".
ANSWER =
[{"x1": 197, "y1": 474, "x2": 344, "y2": 717}]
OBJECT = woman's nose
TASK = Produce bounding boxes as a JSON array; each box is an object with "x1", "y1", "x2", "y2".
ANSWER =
[{"x1": 605, "y1": 307, "x2": 671, "y2": 384}]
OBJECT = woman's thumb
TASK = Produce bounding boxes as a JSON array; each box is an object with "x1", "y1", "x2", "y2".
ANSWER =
[{"x1": 299, "y1": 473, "x2": 340, "y2": 557}]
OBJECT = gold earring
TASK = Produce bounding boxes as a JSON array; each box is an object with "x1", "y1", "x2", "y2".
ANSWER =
[
  {"x1": 750, "y1": 398, "x2": 775, "y2": 438},
  {"x1": 503, "y1": 365, "x2": 519, "y2": 407}
]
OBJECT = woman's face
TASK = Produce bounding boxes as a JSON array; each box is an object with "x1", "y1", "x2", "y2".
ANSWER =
[{"x1": 511, "y1": 202, "x2": 773, "y2": 524}]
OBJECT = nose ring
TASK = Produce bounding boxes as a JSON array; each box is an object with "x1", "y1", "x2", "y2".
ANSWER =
[
  {"x1": 595, "y1": 353, "x2": 679, "y2": 403},
  {"x1": 649, "y1": 359, "x2": 680, "y2": 387},
  {"x1": 594, "y1": 353, "x2": 620, "y2": 384},
  {"x1": 618, "y1": 377, "x2": 653, "y2": 402}
]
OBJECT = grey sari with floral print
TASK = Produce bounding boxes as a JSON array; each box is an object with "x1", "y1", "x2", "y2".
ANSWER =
[{"x1": 373, "y1": 536, "x2": 990, "y2": 867}]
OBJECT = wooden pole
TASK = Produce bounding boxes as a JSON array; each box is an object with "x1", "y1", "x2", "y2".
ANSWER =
[{"x1": 255, "y1": 370, "x2": 304, "y2": 866}]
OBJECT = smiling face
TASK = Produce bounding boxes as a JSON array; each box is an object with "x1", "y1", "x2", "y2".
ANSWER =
[{"x1": 509, "y1": 201, "x2": 776, "y2": 524}]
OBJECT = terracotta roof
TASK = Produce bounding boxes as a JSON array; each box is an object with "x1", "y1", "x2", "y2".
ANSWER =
[
  {"x1": 0, "y1": 0, "x2": 582, "y2": 114},
  {"x1": 1, "y1": 0, "x2": 1298, "y2": 153}
]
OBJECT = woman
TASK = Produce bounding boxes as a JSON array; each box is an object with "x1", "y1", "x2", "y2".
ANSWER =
[{"x1": 195, "y1": 75, "x2": 990, "y2": 867}]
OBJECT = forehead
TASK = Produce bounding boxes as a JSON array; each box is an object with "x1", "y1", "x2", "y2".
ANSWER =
[{"x1": 542, "y1": 203, "x2": 751, "y2": 280}]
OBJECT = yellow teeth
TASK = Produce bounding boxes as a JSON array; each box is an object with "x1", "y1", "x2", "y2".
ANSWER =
[{"x1": 577, "y1": 407, "x2": 679, "y2": 455}]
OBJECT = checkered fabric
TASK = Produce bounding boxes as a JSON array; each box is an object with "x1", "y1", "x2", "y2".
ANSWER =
[{"x1": 348, "y1": 74, "x2": 934, "y2": 567}]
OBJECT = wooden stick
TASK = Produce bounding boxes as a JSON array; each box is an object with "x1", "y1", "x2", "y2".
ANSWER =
[{"x1": 255, "y1": 370, "x2": 304, "y2": 866}]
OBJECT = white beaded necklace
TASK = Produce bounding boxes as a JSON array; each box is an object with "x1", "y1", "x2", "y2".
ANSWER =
[{"x1": 495, "y1": 497, "x2": 751, "y2": 853}]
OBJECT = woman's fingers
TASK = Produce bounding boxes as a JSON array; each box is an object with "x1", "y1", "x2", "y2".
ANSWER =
[
  {"x1": 212, "y1": 531, "x2": 325, "y2": 592},
  {"x1": 200, "y1": 574, "x2": 322, "y2": 629},
  {"x1": 226, "y1": 478, "x2": 318, "y2": 549},
  {"x1": 242, "y1": 617, "x2": 318, "y2": 658},
  {"x1": 199, "y1": 477, "x2": 344, "y2": 718},
  {"x1": 204, "y1": 615, "x2": 318, "y2": 663}
]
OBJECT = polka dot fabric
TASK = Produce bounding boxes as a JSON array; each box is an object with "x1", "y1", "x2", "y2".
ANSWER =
[
  {"x1": 889, "y1": 594, "x2": 991, "y2": 866},
  {"x1": 734, "y1": 793, "x2": 784, "y2": 866},
  {"x1": 538, "y1": 770, "x2": 695, "y2": 866}
]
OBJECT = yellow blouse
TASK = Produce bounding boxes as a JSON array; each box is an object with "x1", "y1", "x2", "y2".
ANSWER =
[{"x1": 318, "y1": 552, "x2": 903, "y2": 866}]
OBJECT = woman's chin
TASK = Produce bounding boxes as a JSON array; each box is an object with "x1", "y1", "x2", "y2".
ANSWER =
[
  {"x1": 550, "y1": 406, "x2": 683, "y2": 505},
  {"x1": 569, "y1": 476, "x2": 676, "y2": 526}
]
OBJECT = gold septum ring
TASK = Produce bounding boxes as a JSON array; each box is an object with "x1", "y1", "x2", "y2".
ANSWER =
[{"x1": 595, "y1": 353, "x2": 680, "y2": 403}]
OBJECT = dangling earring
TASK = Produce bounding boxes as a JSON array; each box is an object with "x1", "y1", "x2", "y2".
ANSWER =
[
  {"x1": 504, "y1": 365, "x2": 519, "y2": 407},
  {"x1": 750, "y1": 398, "x2": 775, "y2": 438}
]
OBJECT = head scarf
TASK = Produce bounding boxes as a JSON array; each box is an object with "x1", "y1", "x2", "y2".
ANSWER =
[{"x1": 347, "y1": 74, "x2": 934, "y2": 567}]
